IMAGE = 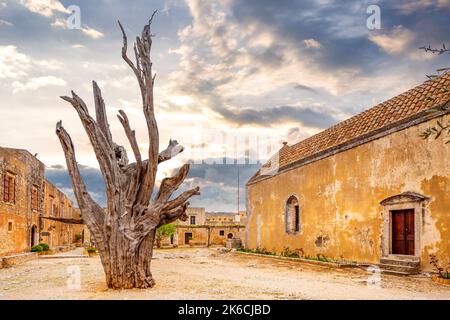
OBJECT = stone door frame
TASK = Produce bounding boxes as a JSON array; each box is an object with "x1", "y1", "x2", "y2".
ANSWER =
[{"x1": 380, "y1": 192, "x2": 429, "y2": 259}]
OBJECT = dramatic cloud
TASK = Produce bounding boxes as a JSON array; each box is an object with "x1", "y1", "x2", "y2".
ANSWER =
[
  {"x1": 0, "y1": 19, "x2": 12, "y2": 26},
  {"x1": 19, "y1": 0, "x2": 68, "y2": 17},
  {"x1": 393, "y1": 0, "x2": 450, "y2": 14},
  {"x1": 51, "y1": 18, "x2": 104, "y2": 39},
  {"x1": 2, "y1": 0, "x2": 450, "y2": 210},
  {"x1": 369, "y1": 25, "x2": 416, "y2": 56},
  {"x1": 12, "y1": 75, "x2": 66, "y2": 93},
  {"x1": 165, "y1": 0, "x2": 350, "y2": 130},
  {"x1": 303, "y1": 38, "x2": 321, "y2": 49},
  {"x1": 216, "y1": 105, "x2": 338, "y2": 128},
  {"x1": 0, "y1": 45, "x2": 31, "y2": 79},
  {"x1": 163, "y1": 159, "x2": 261, "y2": 212},
  {"x1": 80, "y1": 25, "x2": 104, "y2": 39},
  {"x1": 45, "y1": 164, "x2": 107, "y2": 207},
  {"x1": 45, "y1": 161, "x2": 256, "y2": 212},
  {"x1": 50, "y1": 17, "x2": 65, "y2": 27}
]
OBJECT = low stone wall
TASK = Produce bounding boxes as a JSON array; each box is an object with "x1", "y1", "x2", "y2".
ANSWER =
[
  {"x1": 0, "y1": 252, "x2": 38, "y2": 268},
  {"x1": 52, "y1": 245, "x2": 76, "y2": 253},
  {"x1": 226, "y1": 238, "x2": 242, "y2": 249},
  {"x1": 37, "y1": 245, "x2": 77, "y2": 256},
  {"x1": 233, "y1": 250, "x2": 358, "y2": 268}
]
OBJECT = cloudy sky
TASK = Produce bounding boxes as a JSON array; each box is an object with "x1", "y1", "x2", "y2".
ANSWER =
[{"x1": 1, "y1": 0, "x2": 449, "y2": 211}]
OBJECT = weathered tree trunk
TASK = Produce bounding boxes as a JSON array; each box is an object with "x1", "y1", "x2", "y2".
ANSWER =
[
  {"x1": 102, "y1": 227, "x2": 156, "y2": 289},
  {"x1": 55, "y1": 12, "x2": 199, "y2": 289}
]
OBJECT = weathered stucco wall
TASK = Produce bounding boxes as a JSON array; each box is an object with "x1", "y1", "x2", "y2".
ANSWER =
[
  {"x1": 41, "y1": 180, "x2": 76, "y2": 247},
  {"x1": 1, "y1": 147, "x2": 84, "y2": 256},
  {"x1": 174, "y1": 226, "x2": 245, "y2": 247},
  {"x1": 246, "y1": 114, "x2": 449, "y2": 271},
  {"x1": 209, "y1": 226, "x2": 245, "y2": 246},
  {"x1": 0, "y1": 148, "x2": 44, "y2": 256}
]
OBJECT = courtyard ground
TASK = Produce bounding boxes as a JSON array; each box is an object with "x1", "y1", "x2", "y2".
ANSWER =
[{"x1": 0, "y1": 247, "x2": 449, "y2": 300}]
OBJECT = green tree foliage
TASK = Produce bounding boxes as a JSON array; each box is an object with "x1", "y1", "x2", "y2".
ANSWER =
[
  {"x1": 419, "y1": 45, "x2": 450, "y2": 143},
  {"x1": 155, "y1": 223, "x2": 176, "y2": 248}
]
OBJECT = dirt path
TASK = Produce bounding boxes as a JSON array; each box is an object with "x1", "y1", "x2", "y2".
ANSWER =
[{"x1": 0, "y1": 248, "x2": 449, "y2": 300}]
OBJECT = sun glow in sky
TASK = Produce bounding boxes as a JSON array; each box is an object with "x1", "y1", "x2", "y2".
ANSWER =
[{"x1": 1, "y1": 0, "x2": 450, "y2": 210}]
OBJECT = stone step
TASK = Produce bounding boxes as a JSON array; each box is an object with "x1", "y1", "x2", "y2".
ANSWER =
[
  {"x1": 378, "y1": 263, "x2": 419, "y2": 275},
  {"x1": 386, "y1": 254, "x2": 419, "y2": 262},
  {"x1": 380, "y1": 269, "x2": 414, "y2": 276},
  {"x1": 39, "y1": 255, "x2": 88, "y2": 259},
  {"x1": 1, "y1": 252, "x2": 38, "y2": 268},
  {"x1": 380, "y1": 258, "x2": 420, "y2": 267}
]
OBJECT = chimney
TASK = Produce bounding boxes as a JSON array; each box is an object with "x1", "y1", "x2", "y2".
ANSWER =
[{"x1": 282, "y1": 141, "x2": 288, "y2": 147}]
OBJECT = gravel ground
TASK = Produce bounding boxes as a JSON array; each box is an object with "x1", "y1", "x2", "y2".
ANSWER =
[{"x1": 0, "y1": 248, "x2": 449, "y2": 300}]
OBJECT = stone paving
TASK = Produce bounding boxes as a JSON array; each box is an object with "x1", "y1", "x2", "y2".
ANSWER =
[{"x1": 0, "y1": 248, "x2": 449, "y2": 300}]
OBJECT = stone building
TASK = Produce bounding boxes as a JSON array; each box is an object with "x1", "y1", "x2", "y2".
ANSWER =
[
  {"x1": 40, "y1": 180, "x2": 76, "y2": 247},
  {"x1": 0, "y1": 147, "x2": 84, "y2": 257},
  {"x1": 246, "y1": 74, "x2": 450, "y2": 273},
  {"x1": 162, "y1": 207, "x2": 245, "y2": 247},
  {"x1": 71, "y1": 208, "x2": 91, "y2": 245},
  {"x1": 0, "y1": 147, "x2": 44, "y2": 256},
  {"x1": 205, "y1": 212, "x2": 240, "y2": 225},
  {"x1": 238, "y1": 210, "x2": 247, "y2": 226}
]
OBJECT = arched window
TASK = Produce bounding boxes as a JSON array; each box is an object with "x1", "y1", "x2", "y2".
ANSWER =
[
  {"x1": 30, "y1": 225, "x2": 38, "y2": 247},
  {"x1": 285, "y1": 195, "x2": 300, "y2": 234}
]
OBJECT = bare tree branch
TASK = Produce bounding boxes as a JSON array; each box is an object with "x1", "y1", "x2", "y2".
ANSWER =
[
  {"x1": 117, "y1": 110, "x2": 142, "y2": 165},
  {"x1": 55, "y1": 121, "x2": 105, "y2": 246},
  {"x1": 158, "y1": 139, "x2": 184, "y2": 163},
  {"x1": 158, "y1": 202, "x2": 190, "y2": 227},
  {"x1": 155, "y1": 164, "x2": 190, "y2": 203},
  {"x1": 60, "y1": 92, "x2": 119, "y2": 204},
  {"x1": 56, "y1": 15, "x2": 199, "y2": 289},
  {"x1": 93, "y1": 81, "x2": 113, "y2": 147},
  {"x1": 42, "y1": 216, "x2": 85, "y2": 225},
  {"x1": 162, "y1": 187, "x2": 201, "y2": 212}
]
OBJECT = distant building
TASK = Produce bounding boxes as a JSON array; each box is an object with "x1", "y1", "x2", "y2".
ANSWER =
[
  {"x1": 161, "y1": 207, "x2": 246, "y2": 248},
  {"x1": 0, "y1": 147, "x2": 87, "y2": 257},
  {"x1": 246, "y1": 74, "x2": 450, "y2": 273}
]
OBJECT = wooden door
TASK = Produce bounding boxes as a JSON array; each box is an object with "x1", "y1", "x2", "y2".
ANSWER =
[
  {"x1": 405, "y1": 210, "x2": 415, "y2": 255},
  {"x1": 392, "y1": 210, "x2": 414, "y2": 255},
  {"x1": 184, "y1": 232, "x2": 192, "y2": 245}
]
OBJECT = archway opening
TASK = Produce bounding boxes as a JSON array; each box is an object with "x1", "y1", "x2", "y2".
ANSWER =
[
  {"x1": 30, "y1": 225, "x2": 38, "y2": 247},
  {"x1": 285, "y1": 195, "x2": 300, "y2": 234}
]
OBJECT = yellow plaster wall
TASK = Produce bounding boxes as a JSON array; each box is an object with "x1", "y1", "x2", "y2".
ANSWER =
[
  {"x1": 0, "y1": 148, "x2": 45, "y2": 256},
  {"x1": 246, "y1": 114, "x2": 450, "y2": 270}
]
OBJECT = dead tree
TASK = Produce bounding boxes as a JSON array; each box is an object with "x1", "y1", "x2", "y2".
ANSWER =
[
  {"x1": 418, "y1": 43, "x2": 450, "y2": 143},
  {"x1": 55, "y1": 13, "x2": 200, "y2": 289}
]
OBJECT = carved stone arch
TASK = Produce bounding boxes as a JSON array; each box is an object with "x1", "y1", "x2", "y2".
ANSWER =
[
  {"x1": 285, "y1": 194, "x2": 301, "y2": 235},
  {"x1": 380, "y1": 192, "x2": 429, "y2": 206},
  {"x1": 380, "y1": 191, "x2": 430, "y2": 258},
  {"x1": 30, "y1": 224, "x2": 38, "y2": 247}
]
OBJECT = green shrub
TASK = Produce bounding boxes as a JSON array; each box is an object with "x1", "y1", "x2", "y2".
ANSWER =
[
  {"x1": 86, "y1": 247, "x2": 97, "y2": 253},
  {"x1": 429, "y1": 254, "x2": 450, "y2": 279},
  {"x1": 75, "y1": 234, "x2": 82, "y2": 241},
  {"x1": 31, "y1": 245, "x2": 43, "y2": 252},
  {"x1": 237, "y1": 247, "x2": 276, "y2": 256},
  {"x1": 255, "y1": 247, "x2": 272, "y2": 255},
  {"x1": 238, "y1": 246, "x2": 356, "y2": 265},
  {"x1": 39, "y1": 243, "x2": 50, "y2": 251},
  {"x1": 281, "y1": 247, "x2": 300, "y2": 258}
]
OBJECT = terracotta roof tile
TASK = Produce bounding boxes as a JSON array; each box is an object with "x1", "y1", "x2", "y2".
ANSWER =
[{"x1": 250, "y1": 73, "x2": 450, "y2": 183}]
